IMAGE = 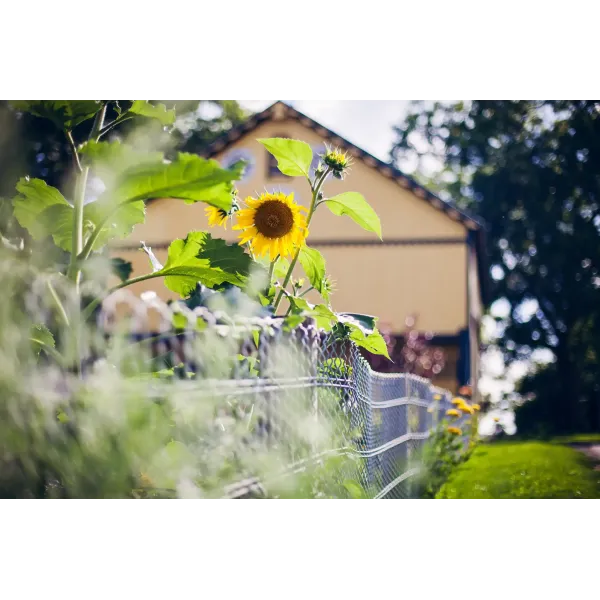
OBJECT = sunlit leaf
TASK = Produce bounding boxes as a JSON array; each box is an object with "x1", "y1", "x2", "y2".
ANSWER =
[
  {"x1": 258, "y1": 138, "x2": 313, "y2": 177},
  {"x1": 129, "y1": 101, "x2": 176, "y2": 126},
  {"x1": 325, "y1": 192, "x2": 382, "y2": 239},
  {"x1": 299, "y1": 246, "x2": 328, "y2": 300},
  {"x1": 12, "y1": 178, "x2": 70, "y2": 243},
  {"x1": 79, "y1": 140, "x2": 164, "y2": 183},
  {"x1": 83, "y1": 200, "x2": 146, "y2": 250},
  {"x1": 347, "y1": 324, "x2": 390, "y2": 359},
  {"x1": 102, "y1": 153, "x2": 243, "y2": 212}
]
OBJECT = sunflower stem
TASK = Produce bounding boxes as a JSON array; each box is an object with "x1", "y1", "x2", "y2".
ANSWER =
[
  {"x1": 299, "y1": 286, "x2": 315, "y2": 298},
  {"x1": 273, "y1": 168, "x2": 331, "y2": 313},
  {"x1": 267, "y1": 256, "x2": 277, "y2": 284}
]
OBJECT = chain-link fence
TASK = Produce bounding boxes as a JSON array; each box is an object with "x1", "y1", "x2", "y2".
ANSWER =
[{"x1": 99, "y1": 290, "x2": 471, "y2": 498}]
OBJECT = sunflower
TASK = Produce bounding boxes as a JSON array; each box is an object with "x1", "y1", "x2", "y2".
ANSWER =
[
  {"x1": 233, "y1": 192, "x2": 308, "y2": 259},
  {"x1": 446, "y1": 409, "x2": 460, "y2": 418},
  {"x1": 205, "y1": 205, "x2": 229, "y2": 229},
  {"x1": 447, "y1": 426, "x2": 462, "y2": 436}
]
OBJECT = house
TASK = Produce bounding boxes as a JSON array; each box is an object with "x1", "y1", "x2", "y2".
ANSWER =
[{"x1": 109, "y1": 101, "x2": 489, "y2": 395}]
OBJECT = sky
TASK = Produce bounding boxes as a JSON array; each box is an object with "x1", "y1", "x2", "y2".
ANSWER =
[
  {"x1": 238, "y1": 100, "x2": 532, "y2": 433},
  {"x1": 240, "y1": 100, "x2": 409, "y2": 163}
]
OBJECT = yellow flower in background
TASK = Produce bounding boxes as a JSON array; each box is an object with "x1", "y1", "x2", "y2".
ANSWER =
[
  {"x1": 446, "y1": 409, "x2": 460, "y2": 418},
  {"x1": 493, "y1": 417, "x2": 500, "y2": 423},
  {"x1": 233, "y1": 192, "x2": 308, "y2": 259},
  {"x1": 447, "y1": 426, "x2": 462, "y2": 436},
  {"x1": 459, "y1": 404, "x2": 475, "y2": 415},
  {"x1": 205, "y1": 205, "x2": 229, "y2": 229},
  {"x1": 451, "y1": 398, "x2": 463, "y2": 406},
  {"x1": 472, "y1": 403, "x2": 481, "y2": 412},
  {"x1": 427, "y1": 406, "x2": 434, "y2": 413},
  {"x1": 433, "y1": 394, "x2": 442, "y2": 401}
]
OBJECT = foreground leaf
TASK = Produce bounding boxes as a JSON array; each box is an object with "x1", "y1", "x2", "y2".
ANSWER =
[
  {"x1": 338, "y1": 313, "x2": 378, "y2": 334},
  {"x1": 288, "y1": 297, "x2": 337, "y2": 331},
  {"x1": 30, "y1": 324, "x2": 55, "y2": 357},
  {"x1": 347, "y1": 325, "x2": 390, "y2": 359},
  {"x1": 158, "y1": 232, "x2": 248, "y2": 297},
  {"x1": 326, "y1": 192, "x2": 382, "y2": 239},
  {"x1": 102, "y1": 153, "x2": 243, "y2": 212},
  {"x1": 196, "y1": 235, "x2": 253, "y2": 278},
  {"x1": 129, "y1": 101, "x2": 176, "y2": 126},
  {"x1": 299, "y1": 246, "x2": 328, "y2": 300},
  {"x1": 79, "y1": 140, "x2": 164, "y2": 183},
  {"x1": 11, "y1": 101, "x2": 102, "y2": 129},
  {"x1": 110, "y1": 258, "x2": 133, "y2": 282},
  {"x1": 12, "y1": 178, "x2": 70, "y2": 243},
  {"x1": 258, "y1": 138, "x2": 313, "y2": 177},
  {"x1": 84, "y1": 200, "x2": 146, "y2": 250}
]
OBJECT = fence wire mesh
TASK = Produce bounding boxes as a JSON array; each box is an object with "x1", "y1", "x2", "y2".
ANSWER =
[{"x1": 99, "y1": 290, "x2": 469, "y2": 499}]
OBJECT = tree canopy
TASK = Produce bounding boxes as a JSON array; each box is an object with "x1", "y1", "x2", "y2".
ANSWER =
[{"x1": 390, "y1": 101, "x2": 600, "y2": 434}]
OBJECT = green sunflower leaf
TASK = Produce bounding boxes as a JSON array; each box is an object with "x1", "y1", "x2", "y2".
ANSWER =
[
  {"x1": 157, "y1": 232, "x2": 248, "y2": 297},
  {"x1": 325, "y1": 192, "x2": 382, "y2": 239},
  {"x1": 346, "y1": 324, "x2": 390, "y2": 359},
  {"x1": 12, "y1": 178, "x2": 71, "y2": 245},
  {"x1": 299, "y1": 246, "x2": 328, "y2": 301},
  {"x1": 100, "y1": 152, "x2": 243, "y2": 212},
  {"x1": 79, "y1": 140, "x2": 164, "y2": 183},
  {"x1": 129, "y1": 101, "x2": 176, "y2": 126},
  {"x1": 258, "y1": 138, "x2": 313, "y2": 177}
]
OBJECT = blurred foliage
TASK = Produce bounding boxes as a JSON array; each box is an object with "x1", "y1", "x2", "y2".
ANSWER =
[
  {"x1": 171, "y1": 100, "x2": 248, "y2": 155},
  {"x1": 415, "y1": 414, "x2": 477, "y2": 498},
  {"x1": 391, "y1": 101, "x2": 600, "y2": 434},
  {"x1": 368, "y1": 314, "x2": 446, "y2": 378},
  {"x1": 0, "y1": 100, "x2": 248, "y2": 252}
]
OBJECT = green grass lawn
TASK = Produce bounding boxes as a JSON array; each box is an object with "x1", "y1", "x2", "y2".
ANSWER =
[{"x1": 437, "y1": 442, "x2": 600, "y2": 499}]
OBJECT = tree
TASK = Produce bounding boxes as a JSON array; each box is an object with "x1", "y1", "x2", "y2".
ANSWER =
[
  {"x1": 171, "y1": 101, "x2": 248, "y2": 154},
  {"x1": 390, "y1": 101, "x2": 600, "y2": 434}
]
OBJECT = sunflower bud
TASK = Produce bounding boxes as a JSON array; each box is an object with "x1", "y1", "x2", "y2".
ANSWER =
[{"x1": 322, "y1": 145, "x2": 352, "y2": 179}]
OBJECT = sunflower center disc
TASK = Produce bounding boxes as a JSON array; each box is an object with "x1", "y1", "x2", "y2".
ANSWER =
[{"x1": 254, "y1": 200, "x2": 294, "y2": 238}]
